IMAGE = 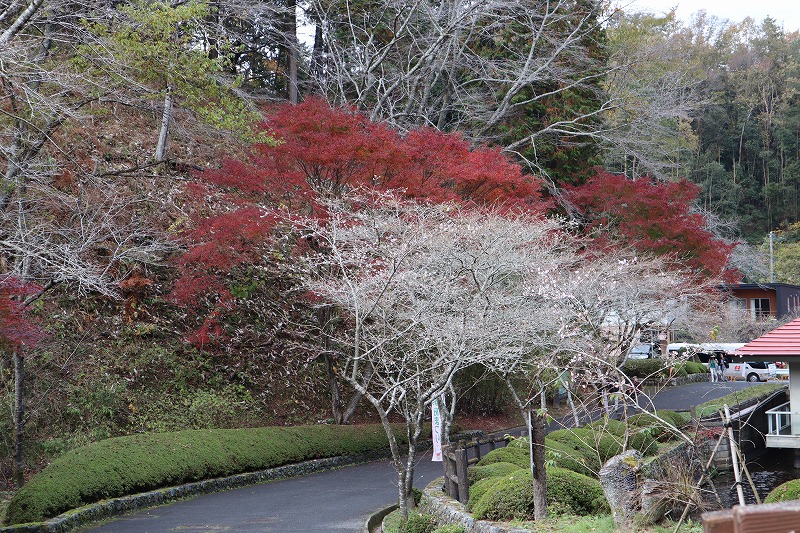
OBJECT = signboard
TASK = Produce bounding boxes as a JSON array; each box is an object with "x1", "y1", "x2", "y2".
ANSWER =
[{"x1": 432, "y1": 400, "x2": 442, "y2": 462}]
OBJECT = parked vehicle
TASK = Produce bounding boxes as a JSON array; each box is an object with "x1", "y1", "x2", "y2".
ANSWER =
[
  {"x1": 723, "y1": 361, "x2": 776, "y2": 382},
  {"x1": 627, "y1": 343, "x2": 660, "y2": 359}
]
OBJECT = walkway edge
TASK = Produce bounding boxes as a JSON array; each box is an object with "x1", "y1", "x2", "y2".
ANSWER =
[
  {"x1": 0, "y1": 451, "x2": 392, "y2": 533},
  {"x1": 363, "y1": 503, "x2": 398, "y2": 533}
]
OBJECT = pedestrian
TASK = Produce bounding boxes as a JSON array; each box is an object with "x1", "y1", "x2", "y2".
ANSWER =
[
  {"x1": 717, "y1": 354, "x2": 727, "y2": 381},
  {"x1": 709, "y1": 357, "x2": 718, "y2": 382}
]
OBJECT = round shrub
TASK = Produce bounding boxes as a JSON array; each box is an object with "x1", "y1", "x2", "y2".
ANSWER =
[
  {"x1": 586, "y1": 417, "x2": 627, "y2": 437},
  {"x1": 504, "y1": 436, "x2": 529, "y2": 449},
  {"x1": 470, "y1": 470, "x2": 533, "y2": 520},
  {"x1": 475, "y1": 446, "x2": 529, "y2": 468},
  {"x1": 682, "y1": 361, "x2": 709, "y2": 375},
  {"x1": 622, "y1": 359, "x2": 668, "y2": 378},
  {"x1": 548, "y1": 427, "x2": 623, "y2": 462},
  {"x1": 467, "y1": 475, "x2": 508, "y2": 511},
  {"x1": 627, "y1": 428, "x2": 659, "y2": 455},
  {"x1": 546, "y1": 467, "x2": 610, "y2": 516},
  {"x1": 765, "y1": 479, "x2": 800, "y2": 503},
  {"x1": 470, "y1": 468, "x2": 608, "y2": 521},
  {"x1": 468, "y1": 462, "x2": 524, "y2": 485},
  {"x1": 628, "y1": 410, "x2": 687, "y2": 441},
  {"x1": 544, "y1": 438, "x2": 599, "y2": 477}
]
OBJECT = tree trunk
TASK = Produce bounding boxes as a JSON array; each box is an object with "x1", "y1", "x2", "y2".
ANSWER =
[
  {"x1": 531, "y1": 410, "x2": 547, "y2": 520},
  {"x1": 287, "y1": 0, "x2": 299, "y2": 104},
  {"x1": 155, "y1": 88, "x2": 173, "y2": 162},
  {"x1": 13, "y1": 348, "x2": 25, "y2": 487}
]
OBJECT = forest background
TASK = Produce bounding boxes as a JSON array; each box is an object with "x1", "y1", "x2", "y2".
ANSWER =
[{"x1": 2, "y1": 0, "x2": 800, "y2": 494}]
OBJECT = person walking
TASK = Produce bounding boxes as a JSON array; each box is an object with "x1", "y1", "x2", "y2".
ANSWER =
[{"x1": 709, "y1": 357, "x2": 718, "y2": 382}]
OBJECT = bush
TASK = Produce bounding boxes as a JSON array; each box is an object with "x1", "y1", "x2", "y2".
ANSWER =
[
  {"x1": 433, "y1": 526, "x2": 466, "y2": 533},
  {"x1": 468, "y1": 462, "x2": 524, "y2": 485},
  {"x1": 470, "y1": 467, "x2": 608, "y2": 521},
  {"x1": 544, "y1": 438, "x2": 599, "y2": 478},
  {"x1": 546, "y1": 467, "x2": 610, "y2": 516},
  {"x1": 622, "y1": 359, "x2": 669, "y2": 378},
  {"x1": 681, "y1": 361, "x2": 709, "y2": 375},
  {"x1": 401, "y1": 511, "x2": 437, "y2": 533},
  {"x1": 765, "y1": 479, "x2": 800, "y2": 503},
  {"x1": 474, "y1": 446, "x2": 529, "y2": 469},
  {"x1": 467, "y1": 475, "x2": 508, "y2": 511},
  {"x1": 628, "y1": 410, "x2": 688, "y2": 442},
  {"x1": 548, "y1": 428, "x2": 623, "y2": 463},
  {"x1": 586, "y1": 417, "x2": 628, "y2": 435},
  {"x1": 8, "y1": 424, "x2": 408, "y2": 524}
]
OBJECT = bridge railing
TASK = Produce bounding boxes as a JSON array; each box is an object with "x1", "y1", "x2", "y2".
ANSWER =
[{"x1": 766, "y1": 401, "x2": 793, "y2": 435}]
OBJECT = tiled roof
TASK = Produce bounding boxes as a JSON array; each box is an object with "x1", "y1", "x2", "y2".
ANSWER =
[{"x1": 735, "y1": 317, "x2": 800, "y2": 358}]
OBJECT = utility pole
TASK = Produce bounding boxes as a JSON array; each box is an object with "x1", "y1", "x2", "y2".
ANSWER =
[{"x1": 770, "y1": 231, "x2": 775, "y2": 283}]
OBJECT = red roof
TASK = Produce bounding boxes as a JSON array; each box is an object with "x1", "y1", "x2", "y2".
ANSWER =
[{"x1": 735, "y1": 317, "x2": 800, "y2": 358}]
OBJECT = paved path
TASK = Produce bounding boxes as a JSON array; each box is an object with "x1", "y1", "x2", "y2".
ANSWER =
[{"x1": 80, "y1": 380, "x2": 771, "y2": 533}]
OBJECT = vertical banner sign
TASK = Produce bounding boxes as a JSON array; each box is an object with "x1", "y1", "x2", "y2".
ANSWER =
[{"x1": 432, "y1": 400, "x2": 443, "y2": 462}]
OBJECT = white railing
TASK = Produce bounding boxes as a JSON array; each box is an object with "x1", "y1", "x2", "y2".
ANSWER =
[{"x1": 766, "y1": 402, "x2": 795, "y2": 435}]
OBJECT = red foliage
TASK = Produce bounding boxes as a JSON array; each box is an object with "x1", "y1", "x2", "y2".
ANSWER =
[
  {"x1": 565, "y1": 170, "x2": 737, "y2": 281},
  {"x1": 0, "y1": 276, "x2": 44, "y2": 349},
  {"x1": 200, "y1": 98, "x2": 545, "y2": 210},
  {"x1": 172, "y1": 99, "x2": 547, "y2": 344}
]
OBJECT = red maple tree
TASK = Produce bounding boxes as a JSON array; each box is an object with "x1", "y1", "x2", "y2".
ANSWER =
[
  {"x1": 0, "y1": 276, "x2": 43, "y2": 349},
  {"x1": 565, "y1": 170, "x2": 737, "y2": 281},
  {"x1": 173, "y1": 98, "x2": 547, "y2": 346}
]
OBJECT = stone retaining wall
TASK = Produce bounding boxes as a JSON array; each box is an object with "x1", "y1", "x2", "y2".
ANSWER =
[{"x1": 418, "y1": 477, "x2": 532, "y2": 533}]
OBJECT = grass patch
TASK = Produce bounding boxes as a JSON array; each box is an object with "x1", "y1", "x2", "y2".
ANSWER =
[
  {"x1": 694, "y1": 384, "x2": 784, "y2": 419},
  {"x1": 509, "y1": 514, "x2": 702, "y2": 532}
]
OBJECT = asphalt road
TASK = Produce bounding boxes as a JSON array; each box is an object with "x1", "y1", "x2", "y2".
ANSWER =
[{"x1": 79, "y1": 380, "x2": 771, "y2": 533}]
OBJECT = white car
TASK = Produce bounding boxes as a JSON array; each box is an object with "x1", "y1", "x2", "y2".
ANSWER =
[{"x1": 723, "y1": 361, "x2": 776, "y2": 382}]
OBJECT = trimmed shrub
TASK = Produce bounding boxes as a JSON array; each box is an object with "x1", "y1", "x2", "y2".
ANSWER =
[
  {"x1": 622, "y1": 359, "x2": 668, "y2": 378},
  {"x1": 467, "y1": 475, "x2": 509, "y2": 511},
  {"x1": 628, "y1": 410, "x2": 688, "y2": 441},
  {"x1": 546, "y1": 467, "x2": 610, "y2": 516},
  {"x1": 468, "y1": 462, "x2": 524, "y2": 485},
  {"x1": 586, "y1": 417, "x2": 627, "y2": 437},
  {"x1": 543, "y1": 438, "x2": 599, "y2": 478},
  {"x1": 578, "y1": 418, "x2": 658, "y2": 456},
  {"x1": 548, "y1": 428, "x2": 623, "y2": 463},
  {"x1": 470, "y1": 467, "x2": 608, "y2": 521},
  {"x1": 682, "y1": 361, "x2": 709, "y2": 375},
  {"x1": 765, "y1": 479, "x2": 800, "y2": 503},
  {"x1": 8, "y1": 424, "x2": 410, "y2": 524},
  {"x1": 474, "y1": 446, "x2": 529, "y2": 469},
  {"x1": 627, "y1": 428, "x2": 659, "y2": 455}
]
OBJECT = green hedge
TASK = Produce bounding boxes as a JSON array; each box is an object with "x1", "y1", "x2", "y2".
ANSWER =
[
  {"x1": 8, "y1": 424, "x2": 408, "y2": 525},
  {"x1": 469, "y1": 467, "x2": 608, "y2": 521},
  {"x1": 622, "y1": 359, "x2": 708, "y2": 379}
]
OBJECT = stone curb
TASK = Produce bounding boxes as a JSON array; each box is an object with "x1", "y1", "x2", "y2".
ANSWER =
[
  {"x1": 0, "y1": 451, "x2": 391, "y2": 533},
  {"x1": 418, "y1": 477, "x2": 532, "y2": 533},
  {"x1": 363, "y1": 503, "x2": 398, "y2": 533}
]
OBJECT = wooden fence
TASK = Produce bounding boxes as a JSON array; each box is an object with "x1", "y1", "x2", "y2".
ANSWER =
[
  {"x1": 441, "y1": 433, "x2": 524, "y2": 503},
  {"x1": 702, "y1": 500, "x2": 800, "y2": 532}
]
